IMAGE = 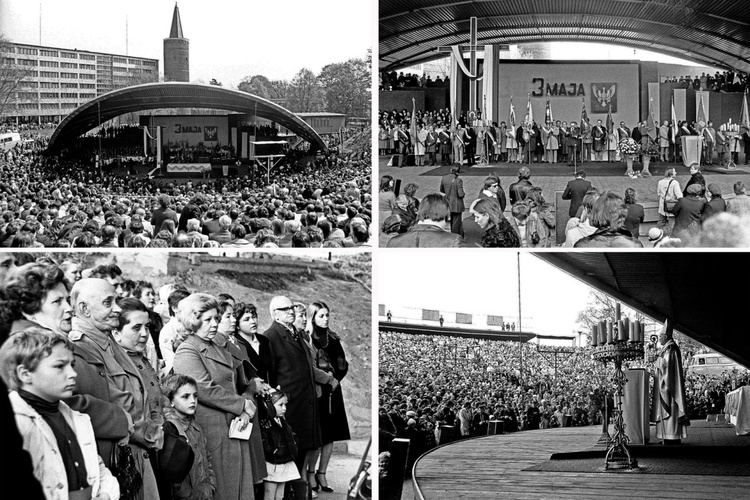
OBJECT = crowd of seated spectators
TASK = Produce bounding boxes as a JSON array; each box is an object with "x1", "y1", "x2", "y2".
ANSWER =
[
  {"x1": 0, "y1": 125, "x2": 372, "y2": 249},
  {"x1": 379, "y1": 330, "x2": 750, "y2": 462}
]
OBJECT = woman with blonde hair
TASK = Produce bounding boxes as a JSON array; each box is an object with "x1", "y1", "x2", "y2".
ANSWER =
[{"x1": 173, "y1": 293, "x2": 259, "y2": 499}]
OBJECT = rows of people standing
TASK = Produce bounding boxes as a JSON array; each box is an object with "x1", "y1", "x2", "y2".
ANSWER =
[{"x1": 0, "y1": 254, "x2": 351, "y2": 500}]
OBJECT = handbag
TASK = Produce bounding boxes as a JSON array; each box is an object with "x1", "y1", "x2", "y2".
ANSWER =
[
  {"x1": 663, "y1": 179, "x2": 677, "y2": 212},
  {"x1": 157, "y1": 422, "x2": 195, "y2": 483},
  {"x1": 110, "y1": 445, "x2": 143, "y2": 500}
]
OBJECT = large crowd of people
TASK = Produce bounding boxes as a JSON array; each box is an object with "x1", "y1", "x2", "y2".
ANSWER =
[
  {"x1": 378, "y1": 330, "x2": 750, "y2": 470},
  {"x1": 0, "y1": 125, "x2": 372, "y2": 249},
  {"x1": 0, "y1": 253, "x2": 353, "y2": 499}
]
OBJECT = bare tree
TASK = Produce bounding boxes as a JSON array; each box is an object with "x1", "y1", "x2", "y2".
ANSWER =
[{"x1": 0, "y1": 35, "x2": 35, "y2": 121}]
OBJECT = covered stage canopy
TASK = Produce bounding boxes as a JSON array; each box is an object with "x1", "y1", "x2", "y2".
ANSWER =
[
  {"x1": 48, "y1": 82, "x2": 326, "y2": 152},
  {"x1": 537, "y1": 253, "x2": 750, "y2": 369},
  {"x1": 380, "y1": 0, "x2": 750, "y2": 72}
]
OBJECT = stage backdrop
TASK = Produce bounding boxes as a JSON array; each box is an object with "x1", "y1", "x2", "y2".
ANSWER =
[
  {"x1": 492, "y1": 61, "x2": 640, "y2": 128},
  {"x1": 150, "y1": 115, "x2": 230, "y2": 147}
]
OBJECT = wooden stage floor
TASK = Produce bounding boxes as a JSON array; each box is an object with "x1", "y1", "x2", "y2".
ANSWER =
[{"x1": 411, "y1": 424, "x2": 750, "y2": 500}]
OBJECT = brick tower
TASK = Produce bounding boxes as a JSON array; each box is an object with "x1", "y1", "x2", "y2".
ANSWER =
[{"x1": 163, "y1": 3, "x2": 189, "y2": 82}]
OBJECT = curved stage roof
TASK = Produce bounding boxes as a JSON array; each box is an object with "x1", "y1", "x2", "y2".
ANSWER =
[
  {"x1": 380, "y1": 1, "x2": 750, "y2": 72},
  {"x1": 537, "y1": 253, "x2": 750, "y2": 369},
  {"x1": 48, "y1": 82, "x2": 326, "y2": 152}
]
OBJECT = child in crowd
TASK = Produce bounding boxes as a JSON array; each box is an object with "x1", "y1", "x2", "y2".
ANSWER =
[
  {"x1": 1, "y1": 327, "x2": 120, "y2": 500},
  {"x1": 162, "y1": 374, "x2": 215, "y2": 500},
  {"x1": 260, "y1": 388, "x2": 300, "y2": 500}
]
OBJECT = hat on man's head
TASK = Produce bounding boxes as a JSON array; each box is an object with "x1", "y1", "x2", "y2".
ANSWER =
[
  {"x1": 518, "y1": 166, "x2": 531, "y2": 178},
  {"x1": 648, "y1": 227, "x2": 664, "y2": 242},
  {"x1": 707, "y1": 184, "x2": 722, "y2": 196},
  {"x1": 686, "y1": 184, "x2": 703, "y2": 195}
]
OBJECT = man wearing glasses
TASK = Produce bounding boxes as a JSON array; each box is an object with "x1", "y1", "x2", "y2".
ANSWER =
[{"x1": 264, "y1": 296, "x2": 322, "y2": 474}]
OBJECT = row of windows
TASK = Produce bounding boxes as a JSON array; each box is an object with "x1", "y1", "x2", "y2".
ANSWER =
[
  {"x1": 80, "y1": 93, "x2": 96, "y2": 98},
  {"x1": 18, "y1": 81, "x2": 39, "y2": 88},
  {"x1": 61, "y1": 72, "x2": 77, "y2": 79},
  {"x1": 81, "y1": 74, "x2": 95, "y2": 80},
  {"x1": 17, "y1": 92, "x2": 37, "y2": 100},
  {"x1": 80, "y1": 54, "x2": 96, "y2": 61},
  {"x1": 17, "y1": 47, "x2": 38, "y2": 55},
  {"x1": 80, "y1": 64, "x2": 95, "y2": 70},
  {"x1": 63, "y1": 82, "x2": 79, "y2": 89},
  {"x1": 40, "y1": 49, "x2": 58, "y2": 57},
  {"x1": 18, "y1": 59, "x2": 36, "y2": 66},
  {"x1": 40, "y1": 93, "x2": 59, "y2": 99},
  {"x1": 81, "y1": 83, "x2": 95, "y2": 89},
  {"x1": 113, "y1": 56, "x2": 127, "y2": 64},
  {"x1": 39, "y1": 71, "x2": 58, "y2": 78},
  {"x1": 39, "y1": 60, "x2": 58, "y2": 68},
  {"x1": 61, "y1": 62, "x2": 78, "y2": 69},
  {"x1": 61, "y1": 52, "x2": 77, "y2": 59},
  {"x1": 40, "y1": 82, "x2": 59, "y2": 89}
]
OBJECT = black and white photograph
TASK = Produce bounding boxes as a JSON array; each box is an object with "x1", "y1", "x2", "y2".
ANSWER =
[
  {"x1": 378, "y1": 1, "x2": 750, "y2": 248},
  {"x1": 0, "y1": 250, "x2": 372, "y2": 499},
  {"x1": 0, "y1": 0, "x2": 373, "y2": 249},
  {"x1": 378, "y1": 251, "x2": 750, "y2": 499}
]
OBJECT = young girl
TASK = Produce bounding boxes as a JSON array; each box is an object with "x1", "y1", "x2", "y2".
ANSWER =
[
  {"x1": 261, "y1": 389, "x2": 300, "y2": 500},
  {"x1": 1, "y1": 327, "x2": 120, "y2": 500},
  {"x1": 162, "y1": 374, "x2": 215, "y2": 500}
]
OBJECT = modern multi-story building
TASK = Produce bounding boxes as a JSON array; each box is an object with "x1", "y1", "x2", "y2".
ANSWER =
[{"x1": 0, "y1": 42, "x2": 159, "y2": 124}]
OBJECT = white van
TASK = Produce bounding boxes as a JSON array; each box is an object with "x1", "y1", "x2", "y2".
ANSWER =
[
  {"x1": 686, "y1": 353, "x2": 748, "y2": 376},
  {"x1": 0, "y1": 132, "x2": 22, "y2": 151}
]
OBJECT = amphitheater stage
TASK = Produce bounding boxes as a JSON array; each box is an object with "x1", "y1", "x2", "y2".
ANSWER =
[{"x1": 411, "y1": 420, "x2": 750, "y2": 500}]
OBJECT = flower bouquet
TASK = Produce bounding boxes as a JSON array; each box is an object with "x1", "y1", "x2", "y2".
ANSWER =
[
  {"x1": 619, "y1": 138, "x2": 641, "y2": 177},
  {"x1": 618, "y1": 138, "x2": 641, "y2": 157}
]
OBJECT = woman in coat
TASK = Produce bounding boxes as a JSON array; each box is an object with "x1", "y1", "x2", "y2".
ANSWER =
[
  {"x1": 173, "y1": 293, "x2": 258, "y2": 500},
  {"x1": 306, "y1": 302, "x2": 350, "y2": 494},
  {"x1": 574, "y1": 191, "x2": 644, "y2": 248},
  {"x1": 525, "y1": 188, "x2": 556, "y2": 247},
  {"x1": 215, "y1": 300, "x2": 268, "y2": 493},
  {"x1": 469, "y1": 198, "x2": 520, "y2": 248}
]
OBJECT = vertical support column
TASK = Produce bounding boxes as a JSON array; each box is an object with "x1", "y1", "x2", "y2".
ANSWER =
[
  {"x1": 156, "y1": 125, "x2": 162, "y2": 170},
  {"x1": 468, "y1": 16, "x2": 478, "y2": 114}
]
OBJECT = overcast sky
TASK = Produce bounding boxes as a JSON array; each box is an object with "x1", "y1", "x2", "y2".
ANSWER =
[
  {"x1": 377, "y1": 251, "x2": 595, "y2": 339},
  {"x1": 0, "y1": 0, "x2": 372, "y2": 87}
]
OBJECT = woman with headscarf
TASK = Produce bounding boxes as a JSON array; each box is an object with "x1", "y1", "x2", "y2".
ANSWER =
[{"x1": 173, "y1": 293, "x2": 258, "y2": 500}]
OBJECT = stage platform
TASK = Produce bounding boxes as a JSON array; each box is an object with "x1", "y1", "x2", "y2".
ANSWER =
[{"x1": 411, "y1": 421, "x2": 750, "y2": 500}]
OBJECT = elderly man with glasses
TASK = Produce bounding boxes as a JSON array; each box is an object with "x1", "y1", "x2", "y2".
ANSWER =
[{"x1": 263, "y1": 295, "x2": 322, "y2": 477}]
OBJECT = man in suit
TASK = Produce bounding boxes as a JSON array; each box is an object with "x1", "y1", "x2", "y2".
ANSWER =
[
  {"x1": 439, "y1": 165, "x2": 466, "y2": 235},
  {"x1": 453, "y1": 124, "x2": 468, "y2": 166},
  {"x1": 562, "y1": 170, "x2": 593, "y2": 217},
  {"x1": 264, "y1": 295, "x2": 323, "y2": 472}
]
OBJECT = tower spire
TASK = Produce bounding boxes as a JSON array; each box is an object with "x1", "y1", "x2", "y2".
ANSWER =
[{"x1": 169, "y1": 3, "x2": 184, "y2": 39}]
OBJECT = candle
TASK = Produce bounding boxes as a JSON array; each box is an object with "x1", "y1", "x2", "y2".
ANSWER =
[
  {"x1": 623, "y1": 317, "x2": 630, "y2": 339},
  {"x1": 607, "y1": 321, "x2": 614, "y2": 344},
  {"x1": 599, "y1": 321, "x2": 607, "y2": 345},
  {"x1": 635, "y1": 321, "x2": 641, "y2": 342},
  {"x1": 591, "y1": 325, "x2": 599, "y2": 347},
  {"x1": 617, "y1": 320, "x2": 626, "y2": 341},
  {"x1": 615, "y1": 303, "x2": 621, "y2": 320},
  {"x1": 629, "y1": 321, "x2": 635, "y2": 342}
]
